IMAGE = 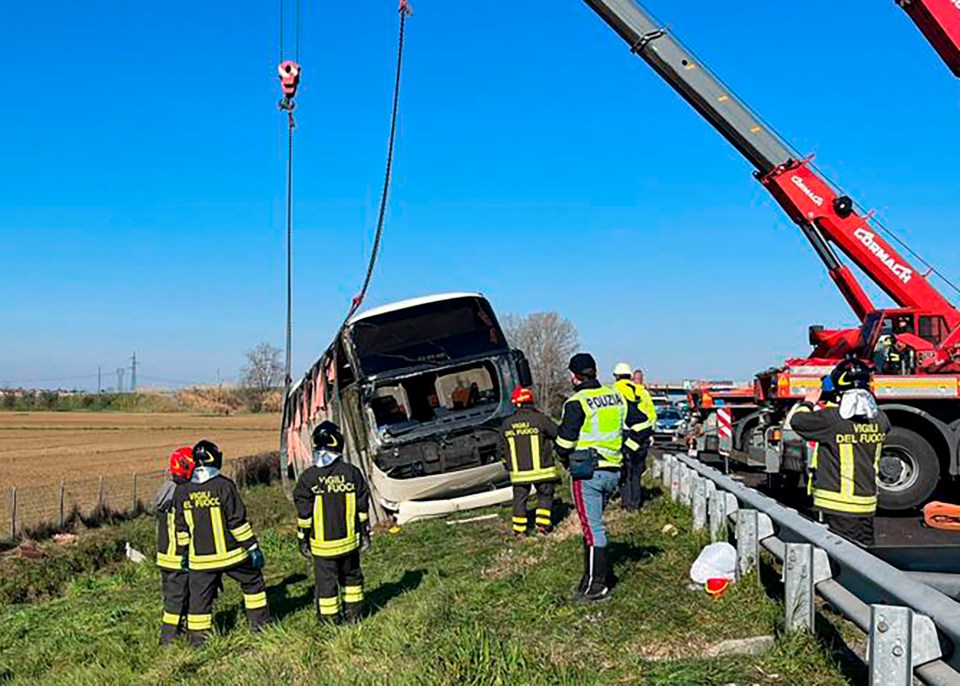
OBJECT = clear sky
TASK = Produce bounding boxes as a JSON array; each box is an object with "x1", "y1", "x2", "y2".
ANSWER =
[{"x1": 2, "y1": 0, "x2": 959, "y2": 390}]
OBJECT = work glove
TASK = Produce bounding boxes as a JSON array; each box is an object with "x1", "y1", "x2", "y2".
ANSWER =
[
  {"x1": 180, "y1": 555, "x2": 190, "y2": 572},
  {"x1": 248, "y1": 545, "x2": 265, "y2": 570},
  {"x1": 297, "y1": 532, "x2": 312, "y2": 560}
]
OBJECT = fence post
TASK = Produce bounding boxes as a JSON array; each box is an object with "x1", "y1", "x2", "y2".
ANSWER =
[
  {"x1": 58, "y1": 481, "x2": 65, "y2": 529},
  {"x1": 709, "y1": 487, "x2": 726, "y2": 542},
  {"x1": 784, "y1": 543, "x2": 815, "y2": 632},
  {"x1": 692, "y1": 477, "x2": 707, "y2": 531},
  {"x1": 869, "y1": 605, "x2": 913, "y2": 686},
  {"x1": 132, "y1": 473, "x2": 139, "y2": 513},
  {"x1": 98, "y1": 476, "x2": 104, "y2": 509},
  {"x1": 736, "y1": 509, "x2": 759, "y2": 580},
  {"x1": 10, "y1": 487, "x2": 17, "y2": 540}
]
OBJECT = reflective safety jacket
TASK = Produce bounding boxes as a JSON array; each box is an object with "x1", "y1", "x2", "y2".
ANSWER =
[
  {"x1": 155, "y1": 480, "x2": 180, "y2": 571},
  {"x1": 498, "y1": 407, "x2": 560, "y2": 484},
  {"x1": 792, "y1": 402, "x2": 890, "y2": 516},
  {"x1": 613, "y1": 379, "x2": 655, "y2": 435},
  {"x1": 293, "y1": 460, "x2": 370, "y2": 558},
  {"x1": 174, "y1": 475, "x2": 259, "y2": 571},
  {"x1": 556, "y1": 379, "x2": 632, "y2": 470}
]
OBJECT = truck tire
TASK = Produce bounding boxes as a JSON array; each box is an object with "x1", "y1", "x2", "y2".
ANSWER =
[{"x1": 878, "y1": 427, "x2": 940, "y2": 511}]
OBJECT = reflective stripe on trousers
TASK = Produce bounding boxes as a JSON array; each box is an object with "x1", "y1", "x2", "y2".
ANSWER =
[{"x1": 571, "y1": 470, "x2": 619, "y2": 547}]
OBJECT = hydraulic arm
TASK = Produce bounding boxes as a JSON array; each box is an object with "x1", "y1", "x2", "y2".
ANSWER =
[
  {"x1": 897, "y1": 0, "x2": 960, "y2": 77},
  {"x1": 582, "y1": 0, "x2": 960, "y2": 365}
]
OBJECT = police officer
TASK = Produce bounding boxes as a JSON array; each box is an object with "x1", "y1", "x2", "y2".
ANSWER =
[
  {"x1": 790, "y1": 359, "x2": 890, "y2": 546},
  {"x1": 174, "y1": 440, "x2": 270, "y2": 646},
  {"x1": 157, "y1": 446, "x2": 194, "y2": 645},
  {"x1": 612, "y1": 363, "x2": 654, "y2": 511},
  {"x1": 555, "y1": 353, "x2": 644, "y2": 601},
  {"x1": 294, "y1": 421, "x2": 371, "y2": 624},
  {"x1": 499, "y1": 386, "x2": 560, "y2": 536}
]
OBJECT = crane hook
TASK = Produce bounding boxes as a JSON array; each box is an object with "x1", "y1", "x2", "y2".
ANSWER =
[{"x1": 278, "y1": 59, "x2": 302, "y2": 111}]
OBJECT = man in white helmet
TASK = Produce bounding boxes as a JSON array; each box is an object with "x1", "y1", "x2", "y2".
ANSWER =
[{"x1": 612, "y1": 363, "x2": 655, "y2": 510}]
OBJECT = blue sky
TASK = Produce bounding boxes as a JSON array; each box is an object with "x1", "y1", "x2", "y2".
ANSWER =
[{"x1": 2, "y1": 0, "x2": 959, "y2": 390}]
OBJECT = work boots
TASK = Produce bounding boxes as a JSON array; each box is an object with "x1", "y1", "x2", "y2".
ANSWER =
[{"x1": 577, "y1": 546, "x2": 611, "y2": 602}]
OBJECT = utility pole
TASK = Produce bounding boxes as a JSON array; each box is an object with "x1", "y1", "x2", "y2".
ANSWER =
[
  {"x1": 97, "y1": 366, "x2": 102, "y2": 393},
  {"x1": 116, "y1": 368, "x2": 125, "y2": 393},
  {"x1": 130, "y1": 352, "x2": 138, "y2": 392}
]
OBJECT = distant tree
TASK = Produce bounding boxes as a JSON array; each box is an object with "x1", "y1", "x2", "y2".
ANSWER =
[
  {"x1": 240, "y1": 343, "x2": 285, "y2": 412},
  {"x1": 502, "y1": 312, "x2": 579, "y2": 417}
]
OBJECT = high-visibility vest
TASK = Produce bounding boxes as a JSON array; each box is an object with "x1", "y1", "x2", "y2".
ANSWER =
[
  {"x1": 613, "y1": 379, "x2": 656, "y2": 432},
  {"x1": 568, "y1": 385, "x2": 627, "y2": 469}
]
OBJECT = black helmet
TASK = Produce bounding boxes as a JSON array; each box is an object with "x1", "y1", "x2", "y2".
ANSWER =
[
  {"x1": 822, "y1": 358, "x2": 873, "y2": 395},
  {"x1": 312, "y1": 421, "x2": 344, "y2": 453},
  {"x1": 193, "y1": 440, "x2": 223, "y2": 469}
]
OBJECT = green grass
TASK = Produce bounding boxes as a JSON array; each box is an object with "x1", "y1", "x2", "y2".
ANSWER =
[{"x1": 0, "y1": 484, "x2": 854, "y2": 685}]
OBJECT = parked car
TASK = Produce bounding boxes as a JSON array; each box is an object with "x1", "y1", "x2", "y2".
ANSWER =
[{"x1": 653, "y1": 405, "x2": 684, "y2": 443}]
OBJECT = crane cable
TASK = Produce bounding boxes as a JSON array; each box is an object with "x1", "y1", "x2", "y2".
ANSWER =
[
  {"x1": 278, "y1": 0, "x2": 302, "y2": 385},
  {"x1": 346, "y1": 0, "x2": 413, "y2": 323}
]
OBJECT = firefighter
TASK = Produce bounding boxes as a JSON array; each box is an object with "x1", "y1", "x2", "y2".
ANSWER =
[
  {"x1": 499, "y1": 386, "x2": 560, "y2": 536},
  {"x1": 293, "y1": 421, "x2": 371, "y2": 624},
  {"x1": 174, "y1": 440, "x2": 269, "y2": 646},
  {"x1": 612, "y1": 363, "x2": 654, "y2": 511},
  {"x1": 790, "y1": 359, "x2": 890, "y2": 547},
  {"x1": 555, "y1": 353, "x2": 644, "y2": 601},
  {"x1": 157, "y1": 446, "x2": 194, "y2": 645}
]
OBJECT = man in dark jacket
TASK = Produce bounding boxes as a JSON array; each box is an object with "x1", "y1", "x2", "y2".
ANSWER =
[
  {"x1": 174, "y1": 440, "x2": 270, "y2": 646},
  {"x1": 790, "y1": 359, "x2": 890, "y2": 546},
  {"x1": 157, "y1": 446, "x2": 194, "y2": 645},
  {"x1": 499, "y1": 386, "x2": 560, "y2": 536},
  {"x1": 294, "y1": 421, "x2": 371, "y2": 624}
]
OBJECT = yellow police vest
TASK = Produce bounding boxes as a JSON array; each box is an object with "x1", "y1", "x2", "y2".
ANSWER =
[
  {"x1": 569, "y1": 385, "x2": 627, "y2": 469},
  {"x1": 613, "y1": 379, "x2": 656, "y2": 432}
]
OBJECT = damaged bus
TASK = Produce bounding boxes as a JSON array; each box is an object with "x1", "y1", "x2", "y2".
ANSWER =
[{"x1": 280, "y1": 293, "x2": 532, "y2": 524}]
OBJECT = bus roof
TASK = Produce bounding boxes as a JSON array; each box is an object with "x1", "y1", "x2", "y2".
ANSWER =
[{"x1": 348, "y1": 292, "x2": 484, "y2": 325}]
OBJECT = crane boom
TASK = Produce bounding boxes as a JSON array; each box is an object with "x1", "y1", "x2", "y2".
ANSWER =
[
  {"x1": 583, "y1": 0, "x2": 960, "y2": 340},
  {"x1": 897, "y1": 0, "x2": 960, "y2": 77}
]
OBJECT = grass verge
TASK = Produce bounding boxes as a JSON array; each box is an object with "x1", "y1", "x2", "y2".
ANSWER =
[{"x1": 0, "y1": 484, "x2": 854, "y2": 685}]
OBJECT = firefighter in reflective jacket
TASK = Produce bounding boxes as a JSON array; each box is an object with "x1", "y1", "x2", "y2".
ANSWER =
[
  {"x1": 612, "y1": 363, "x2": 654, "y2": 511},
  {"x1": 294, "y1": 421, "x2": 371, "y2": 624},
  {"x1": 157, "y1": 446, "x2": 194, "y2": 645},
  {"x1": 174, "y1": 440, "x2": 270, "y2": 646},
  {"x1": 790, "y1": 359, "x2": 890, "y2": 547},
  {"x1": 555, "y1": 353, "x2": 644, "y2": 602},
  {"x1": 499, "y1": 386, "x2": 560, "y2": 536}
]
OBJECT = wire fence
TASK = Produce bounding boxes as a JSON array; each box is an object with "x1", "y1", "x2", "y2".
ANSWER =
[{"x1": 0, "y1": 452, "x2": 281, "y2": 543}]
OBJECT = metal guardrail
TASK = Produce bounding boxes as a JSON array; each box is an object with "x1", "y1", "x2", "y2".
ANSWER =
[{"x1": 654, "y1": 453, "x2": 960, "y2": 686}]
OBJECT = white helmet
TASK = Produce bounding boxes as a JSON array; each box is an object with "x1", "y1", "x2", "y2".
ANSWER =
[{"x1": 613, "y1": 362, "x2": 632, "y2": 377}]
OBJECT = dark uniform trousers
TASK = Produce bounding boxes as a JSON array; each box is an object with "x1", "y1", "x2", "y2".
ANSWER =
[
  {"x1": 314, "y1": 550, "x2": 364, "y2": 622},
  {"x1": 620, "y1": 438, "x2": 649, "y2": 511},
  {"x1": 187, "y1": 559, "x2": 269, "y2": 644},
  {"x1": 823, "y1": 513, "x2": 875, "y2": 547},
  {"x1": 160, "y1": 569, "x2": 190, "y2": 643},
  {"x1": 512, "y1": 481, "x2": 556, "y2": 532}
]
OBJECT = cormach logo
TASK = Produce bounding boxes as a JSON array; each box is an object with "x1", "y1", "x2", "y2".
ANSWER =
[
  {"x1": 791, "y1": 175, "x2": 824, "y2": 207},
  {"x1": 854, "y1": 228, "x2": 913, "y2": 284}
]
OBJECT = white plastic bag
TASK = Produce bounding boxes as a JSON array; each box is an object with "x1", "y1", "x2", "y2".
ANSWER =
[{"x1": 689, "y1": 542, "x2": 737, "y2": 584}]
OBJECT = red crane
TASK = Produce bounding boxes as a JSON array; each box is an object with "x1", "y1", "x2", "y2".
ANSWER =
[{"x1": 897, "y1": 0, "x2": 960, "y2": 77}]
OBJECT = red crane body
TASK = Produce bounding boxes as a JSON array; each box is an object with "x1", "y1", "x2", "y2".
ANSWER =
[{"x1": 898, "y1": 0, "x2": 960, "y2": 77}]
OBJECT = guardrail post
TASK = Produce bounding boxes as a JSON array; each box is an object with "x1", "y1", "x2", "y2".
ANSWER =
[
  {"x1": 692, "y1": 477, "x2": 707, "y2": 531},
  {"x1": 58, "y1": 481, "x2": 65, "y2": 529},
  {"x1": 736, "y1": 509, "x2": 759, "y2": 580},
  {"x1": 709, "y1": 487, "x2": 726, "y2": 542},
  {"x1": 784, "y1": 543, "x2": 814, "y2": 632},
  {"x1": 870, "y1": 605, "x2": 912, "y2": 686},
  {"x1": 10, "y1": 487, "x2": 17, "y2": 539},
  {"x1": 680, "y1": 467, "x2": 692, "y2": 506},
  {"x1": 670, "y1": 461, "x2": 681, "y2": 503},
  {"x1": 651, "y1": 454, "x2": 662, "y2": 481}
]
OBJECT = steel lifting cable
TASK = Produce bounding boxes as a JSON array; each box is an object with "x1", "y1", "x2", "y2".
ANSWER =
[
  {"x1": 278, "y1": 0, "x2": 302, "y2": 385},
  {"x1": 345, "y1": 0, "x2": 413, "y2": 323}
]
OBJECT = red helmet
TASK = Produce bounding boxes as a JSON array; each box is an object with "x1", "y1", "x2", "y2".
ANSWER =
[
  {"x1": 511, "y1": 386, "x2": 535, "y2": 406},
  {"x1": 168, "y1": 446, "x2": 195, "y2": 483}
]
